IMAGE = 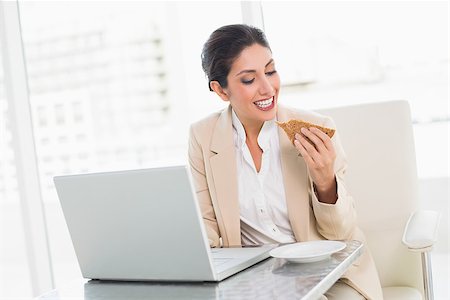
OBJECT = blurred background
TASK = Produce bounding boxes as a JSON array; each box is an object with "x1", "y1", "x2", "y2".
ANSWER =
[{"x1": 0, "y1": 1, "x2": 448, "y2": 299}]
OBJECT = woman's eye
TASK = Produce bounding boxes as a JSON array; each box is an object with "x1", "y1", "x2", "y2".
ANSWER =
[
  {"x1": 241, "y1": 78, "x2": 255, "y2": 85},
  {"x1": 266, "y1": 70, "x2": 277, "y2": 76}
]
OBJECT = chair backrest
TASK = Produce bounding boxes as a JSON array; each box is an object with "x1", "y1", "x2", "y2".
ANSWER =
[{"x1": 317, "y1": 100, "x2": 423, "y2": 291}]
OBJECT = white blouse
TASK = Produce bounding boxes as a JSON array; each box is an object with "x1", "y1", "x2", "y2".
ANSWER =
[{"x1": 231, "y1": 109, "x2": 296, "y2": 245}]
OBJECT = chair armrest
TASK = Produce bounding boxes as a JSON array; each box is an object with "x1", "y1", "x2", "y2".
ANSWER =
[{"x1": 402, "y1": 210, "x2": 440, "y2": 251}]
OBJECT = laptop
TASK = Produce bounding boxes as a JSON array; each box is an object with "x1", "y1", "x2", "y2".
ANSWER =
[{"x1": 54, "y1": 165, "x2": 276, "y2": 282}]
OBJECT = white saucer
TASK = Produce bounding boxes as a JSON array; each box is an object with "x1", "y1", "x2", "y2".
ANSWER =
[{"x1": 270, "y1": 240, "x2": 346, "y2": 263}]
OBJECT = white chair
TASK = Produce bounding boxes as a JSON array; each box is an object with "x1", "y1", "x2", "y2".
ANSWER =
[{"x1": 317, "y1": 100, "x2": 440, "y2": 300}]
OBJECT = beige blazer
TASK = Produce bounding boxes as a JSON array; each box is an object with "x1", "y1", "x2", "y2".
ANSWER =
[{"x1": 188, "y1": 104, "x2": 383, "y2": 300}]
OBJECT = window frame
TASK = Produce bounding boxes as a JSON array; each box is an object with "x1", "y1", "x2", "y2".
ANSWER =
[{"x1": 0, "y1": 0, "x2": 54, "y2": 296}]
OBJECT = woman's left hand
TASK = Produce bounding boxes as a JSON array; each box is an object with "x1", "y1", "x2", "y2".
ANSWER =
[{"x1": 294, "y1": 127, "x2": 337, "y2": 203}]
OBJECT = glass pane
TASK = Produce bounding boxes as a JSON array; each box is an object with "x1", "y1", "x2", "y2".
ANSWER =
[
  {"x1": 18, "y1": 0, "x2": 241, "y2": 289},
  {"x1": 0, "y1": 46, "x2": 33, "y2": 297},
  {"x1": 262, "y1": 1, "x2": 449, "y2": 178}
]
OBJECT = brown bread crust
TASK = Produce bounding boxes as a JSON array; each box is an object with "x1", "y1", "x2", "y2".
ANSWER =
[{"x1": 277, "y1": 120, "x2": 335, "y2": 144}]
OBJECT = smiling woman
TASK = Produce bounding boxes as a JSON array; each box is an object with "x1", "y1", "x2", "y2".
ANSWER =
[
  {"x1": 188, "y1": 24, "x2": 382, "y2": 300},
  {"x1": 210, "y1": 44, "x2": 280, "y2": 136},
  {"x1": 212, "y1": 43, "x2": 279, "y2": 173}
]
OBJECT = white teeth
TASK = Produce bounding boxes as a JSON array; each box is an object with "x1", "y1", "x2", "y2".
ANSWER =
[{"x1": 255, "y1": 97, "x2": 273, "y2": 108}]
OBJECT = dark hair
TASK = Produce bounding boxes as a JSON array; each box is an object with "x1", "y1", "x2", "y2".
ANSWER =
[{"x1": 201, "y1": 24, "x2": 271, "y2": 91}]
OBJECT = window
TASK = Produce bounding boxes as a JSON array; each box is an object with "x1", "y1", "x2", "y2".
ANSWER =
[
  {"x1": 0, "y1": 48, "x2": 33, "y2": 299},
  {"x1": 16, "y1": 0, "x2": 242, "y2": 292},
  {"x1": 262, "y1": 1, "x2": 449, "y2": 178}
]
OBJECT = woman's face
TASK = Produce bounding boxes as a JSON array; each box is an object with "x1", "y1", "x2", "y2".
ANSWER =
[{"x1": 222, "y1": 43, "x2": 280, "y2": 129}]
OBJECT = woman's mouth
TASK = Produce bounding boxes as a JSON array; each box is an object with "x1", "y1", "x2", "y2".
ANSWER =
[{"x1": 254, "y1": 97, "x2": 275, "y2": 111}]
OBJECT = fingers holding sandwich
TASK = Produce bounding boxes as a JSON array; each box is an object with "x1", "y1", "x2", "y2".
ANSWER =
[
  {"x1": 277, "y1": 119, "x2": 338, "y2": 203},
  {"x1": 300, "y1": 127, "x2": 329, "y2": 154},
  {"x1": 294, "y1": 127, "x2": 336, "y2": 196},
  {"x1": 309, "y1": 127, "x2": 335, "y2": 152},
  {"x1": 294, "y1": 128, "x2": 336, "y2": 166}
]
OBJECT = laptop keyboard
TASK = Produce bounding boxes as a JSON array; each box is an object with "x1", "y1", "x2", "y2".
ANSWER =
[
  {"x1": 213, "y1": 257, "x2": 233, "y2": 267},
  {"x1": 210, "y1": 245, "x2": 275, "y2": 270},
  {"x1": 211, "y1": 248, "x2": 234, "y2": 267},
  {"x1": 210, "y1": 248, "x2": 223, "y2": 253}
]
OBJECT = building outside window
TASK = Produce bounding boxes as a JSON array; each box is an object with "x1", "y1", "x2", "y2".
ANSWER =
[{"x1": 1, "y1": 1, "x2": 242, "y2": 298}]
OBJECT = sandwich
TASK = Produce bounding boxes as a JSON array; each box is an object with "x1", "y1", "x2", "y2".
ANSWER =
[{"x1": 276, "y1": 120, "x2": 335, "y2": 145}]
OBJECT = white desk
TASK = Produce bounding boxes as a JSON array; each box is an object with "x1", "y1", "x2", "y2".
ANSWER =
[{"x1": 36, "y1": 240, "x2": 362, "y2": 300}]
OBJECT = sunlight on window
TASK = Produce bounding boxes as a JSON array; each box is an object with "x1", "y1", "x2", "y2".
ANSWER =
[
  {"x1": 263, "y1": 2, "x2": 447, "y2": 87},
  {"x1": 0, "y1": 49, "x2": 33, "y2": 299},
  {"x1": 17, "y1": 0, "x2": 242, "y2": 290},
  {"x1": 262, "y1": 1, "x2": 449, "y2": 178}
]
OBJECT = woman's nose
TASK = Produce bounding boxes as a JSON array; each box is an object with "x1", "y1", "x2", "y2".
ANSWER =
[{"x1": 258, "y1": 76, "x2": 274, "y2": 96}]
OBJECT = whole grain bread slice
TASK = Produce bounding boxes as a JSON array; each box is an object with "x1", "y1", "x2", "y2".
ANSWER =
[{"x1": 276, "y1": 119, "x2": 335, "y2": 144}]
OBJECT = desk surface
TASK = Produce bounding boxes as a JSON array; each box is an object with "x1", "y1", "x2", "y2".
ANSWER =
[{"x1": 36, "y1": 240, "x2": 362, "y2": 300}]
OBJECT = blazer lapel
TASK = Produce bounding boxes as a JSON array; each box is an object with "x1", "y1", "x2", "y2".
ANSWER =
[
  {"x1": 277, "y1": 105, "x2": 311, "y2": 242},
  {"x1": 209, "y1": 105, "x2": 241, "y2": 246}
]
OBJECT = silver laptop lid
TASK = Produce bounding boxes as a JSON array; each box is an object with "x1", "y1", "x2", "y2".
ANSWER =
[{"x1": 54, "y1": 165, "x2": 217, "y2": 281}]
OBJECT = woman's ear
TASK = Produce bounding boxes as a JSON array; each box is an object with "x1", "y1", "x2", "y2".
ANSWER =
[{"x1": 210, "y1": 81, "x2": 229, "y2": 102}]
